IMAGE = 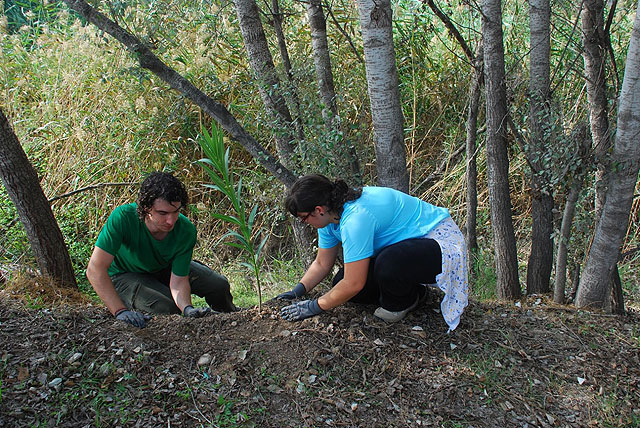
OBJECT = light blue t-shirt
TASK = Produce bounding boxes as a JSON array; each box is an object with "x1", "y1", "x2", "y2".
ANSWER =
[{"x1": 318, "y1": 187, "x2": 450, "y2": 263}]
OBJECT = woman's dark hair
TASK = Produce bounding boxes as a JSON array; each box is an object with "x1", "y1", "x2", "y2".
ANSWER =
[
  {"x1": 285, "y1": 174, "x2": 362, "y2": 217},
  {"x1": 136, "y1": 172, "x2": 189, "y2": 221}
]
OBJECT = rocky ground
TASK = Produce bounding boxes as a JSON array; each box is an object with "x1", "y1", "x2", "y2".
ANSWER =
[{"x1": 1, "y1": 281, "x2": 639, "y2": 428}]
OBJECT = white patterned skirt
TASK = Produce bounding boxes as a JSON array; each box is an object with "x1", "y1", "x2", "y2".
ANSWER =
[{"x1": 424, "y1": 216, "x2": 469, "y2": 331}]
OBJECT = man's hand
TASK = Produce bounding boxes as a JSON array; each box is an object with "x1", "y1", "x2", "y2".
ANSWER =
[
  {"x1": 183, "y1": 305, "x2": 212, "y2": 318},
  {"x1": 280, "y1": 299, "x2": 323, "y2": 322},
  {"x1": 115, "y1": 309, "x2": 152, "y2": 328},
  {"x1": 275, "y1": 282, "x2": 306, "y2": 300}
]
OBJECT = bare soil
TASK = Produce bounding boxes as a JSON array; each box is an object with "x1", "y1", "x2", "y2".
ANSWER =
[{"x1": 1, "y1": 286, "x2": 639, "y2": 428}]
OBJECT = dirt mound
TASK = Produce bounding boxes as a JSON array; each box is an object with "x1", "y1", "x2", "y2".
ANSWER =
[{"x1": 1, "y1": 295, "x2": 638, "y2": 427}]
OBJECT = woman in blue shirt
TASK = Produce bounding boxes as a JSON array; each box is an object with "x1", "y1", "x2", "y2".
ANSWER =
[{"x1": 279, "y1": 174, "x2": 468, "y2": 331}]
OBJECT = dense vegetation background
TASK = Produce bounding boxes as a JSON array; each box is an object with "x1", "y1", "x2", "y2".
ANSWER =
[{"x1": 0, "y1": 0, "x2": 639, "y2": 308}]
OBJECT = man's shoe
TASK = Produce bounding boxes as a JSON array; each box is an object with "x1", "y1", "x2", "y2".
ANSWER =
[{"x1": 373, "y1": 294, "x2": 422, "y2": 323}]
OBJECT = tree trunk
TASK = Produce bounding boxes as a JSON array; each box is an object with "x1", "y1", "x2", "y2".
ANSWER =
[
  {"x1": 269, "y1": 0, "x2": 305, "y2": 143},
  {"x1": 355, "y1": 0, "x2": 409, "y2": 192},
  {"x1": 233, "y1": 0, "x2": 299, "y2": 171},
  {"x1": 0, "y1": 108, "x2": 77, "y2": 288},
  {"x1": 581, "y1": 0, "x2": 611, "y2": 217},
  {"x1": 527, "y1": 193, "x2": 554, "y2": 293},
  {"x1": 482, "y1": 0, "x2": 521, "y2": 299},
  {"x1": 576, "y1": 1, "x2": 640, "y2": 310},
  {"x1": 306, "y1": 0, "x2": 361, "y2": 183},
  {"x1": 611, "y1": 264, "x2": 625, "y2": 314},
  {"x1": 62, "y1": 0, "x2": 297, "y2": 188},
  {"x1": 526, "y1": 0, "x2": 553, "y2": 294},
  {"x1": 465, "y1": 53, "x2": 483, "y2": 284},
  {"x1": 553, "y1": 123, "x2": 589, "y2": 304},
  {"x1": 307, "y1": 0, "x2": 338, "y2": 123},
  {"x1": 554, "y1": 184, "x2": 580, "y2": 303}
]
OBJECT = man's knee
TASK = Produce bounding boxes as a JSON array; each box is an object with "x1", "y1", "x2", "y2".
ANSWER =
[
  {"x1": 191, "y1": 266, "x2": 230, "y2": 292},
  {"x1": 113, "y1": 273, "x2": 178, "y2": 314},
  {"x1": 143, "y1": 297, "x2": 180, "y2": 314}
]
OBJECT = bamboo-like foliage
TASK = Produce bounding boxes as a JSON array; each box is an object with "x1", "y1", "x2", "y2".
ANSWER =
[{"x1": 197, "y1": 124, "x2": 268, "y2": 311}]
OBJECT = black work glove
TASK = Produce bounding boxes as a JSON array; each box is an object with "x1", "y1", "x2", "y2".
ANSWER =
[
  {"x1": 183, "y1": 305, "x2": 212, "y2": 318},
  {"x1": 275, "y1": 282, "x2": 307, "y2": 300},
  {"x1": 280, "y1": 299, "x2": 323, "y2": 322},
  {"x1": 115, "y1": 309, "x2": 152, "y2": 328}
]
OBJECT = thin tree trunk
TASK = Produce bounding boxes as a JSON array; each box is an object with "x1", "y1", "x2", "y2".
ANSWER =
[
  {"x1": 554, "y1": 184, "x2": 580, "y2": 303},
  {"x1": 482, "y1": 0, "x2": 521, "y2": 299},
  {"x1": 323, "y1": 1, "x2": 364, "y2": 64},
  {"x1": 0, "y1": 108, "x2": 76, "y2": 288},
  {"x1": 526, "y1": 0, "x2": 553, "y2": 294},
  {"x1": 233, "y1": 0, "x2": 298, "y2": 171},
  {"x1": 421, "y1": 0, "x2": 481, "y2": 281},
  {"x1": 306, "y1": 0, "x2": 361, "y2": 183},
  {"x1": 269, "y1": 0, "x2": 305, "y2": 142},
  {"x1": 466, "y1": 55, "x2": 483, "y2": 284},
  {"x1": 576, "y1": 0, "x2": 640, "y2": 310},
  {"x1": 62, "y1": 0, "x2": 296, "y2": 188},
  {"x1": 355, "y1": 0, "x2": 409, "y2": 192},
  {"x1": 307, "y1": 0, "x2": 338, "y2": 122},
  {"x1": 554, "y1": 123, "x2": 589, "y2": 304}
]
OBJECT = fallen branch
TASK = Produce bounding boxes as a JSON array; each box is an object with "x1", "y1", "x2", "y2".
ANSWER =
[
  {"x1": 2, "y1": 182, "x2": 136, "y2": 236},
  {"x1": 48, "y1": 182, "x2": 137, "y2": 204}
]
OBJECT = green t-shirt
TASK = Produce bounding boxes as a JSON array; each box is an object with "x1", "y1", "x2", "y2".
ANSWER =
[{"x1": 95, "y1": 203, "x2": 196, "y2": 277}]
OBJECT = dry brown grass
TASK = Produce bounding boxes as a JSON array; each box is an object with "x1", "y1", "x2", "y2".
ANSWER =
[{"x1": 0, "y1": 272, "x2": 94, "y2": 308}]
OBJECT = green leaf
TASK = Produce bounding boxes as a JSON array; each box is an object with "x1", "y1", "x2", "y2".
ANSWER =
[
  {"x1": 211, "y1": 213, "x2": 242, "y2": 225},
  {"x1": 256, "y1": 235, "x2": 268, "y2": 256},
  {"x1": 248, "y1": 205, "x2": 258, "y2": 228}
]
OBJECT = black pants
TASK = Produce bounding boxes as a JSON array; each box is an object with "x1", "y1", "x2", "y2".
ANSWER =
[{"x1": 332, "y1": 238, "x2": 442, "y2": 311}]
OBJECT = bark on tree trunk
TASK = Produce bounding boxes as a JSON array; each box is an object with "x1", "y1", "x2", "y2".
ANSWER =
[
  {"x1": 306, "y1": 0, "x2": 361, "y2": 183},
  {"x1": 0, "y1": 108, "x2": 77, "y2": 288},
  {"x1": 269, "y1": 0, "x2": 305, "y2": 143},
  {"x1": 62, "y1": 0, "x2": 297, "y2": 188},
  {"x1": 576, "y1": 0, "x2": 640, "y2": 310},
  {"x1": 611, "y1": 264, "x2": 625, "y2": 314},
  {"x1": 527, "y1": 193, "x2": 554, "y2": 293},
  {"x1": 554, "y1": 185, "x2": 580, "y2": 303},
  {"x1": 355, "y1": 0, "x2": 409, "y2": 192},
  {"x1": 581, "y1": 0, "x2": 612, "y2": 217},
  {"x1": 526, "y1": 0, "x2": 553, "y2": 295},
  {"x1": 465, "y1": 55, "x2": 483, "y2": 285},
  {"x1": 233, "y1": 0, "x2": 299, "y2": 171},
  {"x1": 482, "y1": 0, "x2": 521, "y2": 299}
]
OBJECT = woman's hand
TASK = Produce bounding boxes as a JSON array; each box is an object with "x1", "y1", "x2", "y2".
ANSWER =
[
  {"x1": 280, "y1": 300, "x2": 323, "y2": 321},
  {"x1": 274, "y1": 282, "x2": 306, "y2": 300}
]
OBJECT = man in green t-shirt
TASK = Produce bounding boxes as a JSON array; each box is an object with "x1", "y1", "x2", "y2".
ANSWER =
[{"x1": 86, "y1": 172, "x2": 236, "y2": 328}]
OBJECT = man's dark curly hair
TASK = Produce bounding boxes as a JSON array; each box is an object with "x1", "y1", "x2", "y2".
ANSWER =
[
  {"x1": 285, "y1": 174, "x2": 362, "y2": 218},
  {"x1": 136, "y1": 172, "x2": 189, "y2": 221}
]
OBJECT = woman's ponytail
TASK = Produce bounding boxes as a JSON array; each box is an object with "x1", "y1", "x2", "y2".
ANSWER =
[
  {"x1": 285, "y1": 175, "x2": 362, "y2": 217},
  {"x1": 328, "y1": 179, "x2": 361, "y2": 215}
]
